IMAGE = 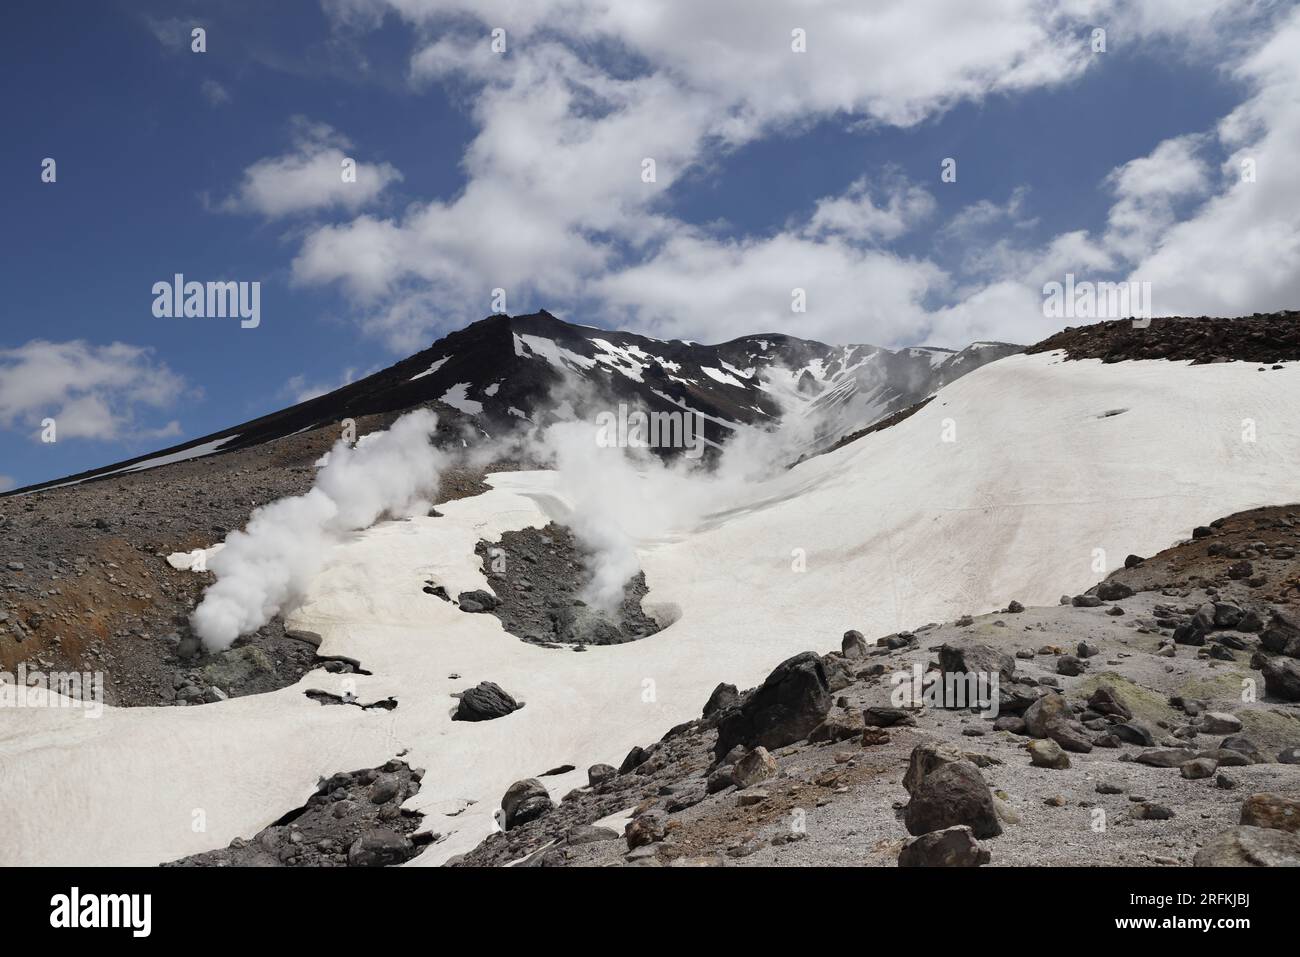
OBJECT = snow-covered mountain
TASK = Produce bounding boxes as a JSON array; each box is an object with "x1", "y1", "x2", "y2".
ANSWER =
[
  {"x1": 10, "y1": 312, "x2": 1018, "y2": 493},
  {"x1": 5, "y1": 315, "x2": 1300, "y2": 867}
]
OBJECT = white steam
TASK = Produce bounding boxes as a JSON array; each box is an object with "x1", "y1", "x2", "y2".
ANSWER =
[
  {"x1": 518, "y1": 373, "x2": 820, "y2": 611},
  {"x1": 190, "y1": 409, "x2": 448, "y2": 651}
]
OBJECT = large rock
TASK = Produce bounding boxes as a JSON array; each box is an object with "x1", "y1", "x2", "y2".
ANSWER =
[
  {"x1": 702, "y1": 682, "x2": 738, "y2": 718},
  {"x1": 1028, "y1": 739, "x2": 1070, "y2": 769},
  {"x1": 820, "y1": 654, "x2": 855, "y2": 692},
  {"x1": 625, "y1": 809, "x2": 668, "y2": 849},
  {"x1": 1023, "y1": 692, "x2": 1092, "y2": 752},
  {"x1": 731, "y1": 747, "x2": 778, "y2": 789},
  {"x1": 1087, "y1": 686, "x2": 1133, "y2": 720},
  {"x1": 902, "y1": 741, "x2": 966, "y2": 795},
  {"x1": 898, "y1": 825, "x2": 990, "y2": 867},
  {"x1": 1023, "y1": 692, "x2": 1070, "y2": 736},
  {"x1": 808, "y1": 711, "x2": 864, "y2": 743},
  {"x1": 1193, "y1": 826, "x2": 1300, "y2": 866},
  {"x1": 1241, "y1": 793, "x2": 1300, "y2": 833},
  {"x1": 347, "y1": 829, "x2": 414, "y2": 867},
  {"x1": 501, "y1": 778, "x2": 553, "y2": 829},
  {"x1": 1263, "y1": 657, "x2": 1300, "y2": 701},
  {"x1": 452, "y1": 681, "x2": 522, "y2": 721},
  {"x1": 566, "y1": 825, "x2": 621, "y2": 846},
  {"x1": 456, "y1": 589, "x2": 500, "y2": 613},
  {"x1": 587, "y1": 763, "x2": 617, "y2": 788},
  {"x1": 904, "y1": 761, "x2": 1002, "y2": 839},
  {"x1": 841, "y1": 629, "x2": 869, "y2": 659},
  {"x1": 938, "y1": 643, "x2": 1015, "y2": 685},
  {"x1": 713, "y1": 652, "x2": 832, "y2": 758},
  {"x1": 1199, "y1": 711, "x2": 1242, "y2": 735},
  {"x1": 1096, "y1": 581, "x2": 1134, "y2": 601},
  {"x1": 1220, "y1": 735, "x2": 1264, "y2": 763},
  {"x1": 1136, "y1": 748, "x2": 1196, "y2": 768},
  {"x1": 1261, "y1": 609, "x2": 1300, "y2": 657}
]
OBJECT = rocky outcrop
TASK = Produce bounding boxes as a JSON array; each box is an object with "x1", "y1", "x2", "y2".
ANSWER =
[
  {"x1": 452, "y1": 681, "x2": 523, "y2": 721},
  {"x1": 501, "y1": 778, "x2": 553, "y2": 830},
  {"x1": 713, "y1": 652, "x2": 832, "y2": 759}
]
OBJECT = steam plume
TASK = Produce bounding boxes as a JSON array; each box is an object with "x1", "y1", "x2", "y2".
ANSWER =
[{"x1": 190, "y1": 409, "x2": 448, "y2": 650}]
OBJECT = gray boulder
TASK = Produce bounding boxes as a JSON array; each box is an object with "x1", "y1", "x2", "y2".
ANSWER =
[
  {"x1": 898, "y1": 825, "x2": 990, "y2": 867},
  {"x1": 501, "y1": 778, "x2": 553, "y2": 829},
  {"x1": 1193, "y1": 826, "x2": 1300, "y2": 866},
  {"x1": 904, "y1": 761, "x2": 1002, "y2": 839}
]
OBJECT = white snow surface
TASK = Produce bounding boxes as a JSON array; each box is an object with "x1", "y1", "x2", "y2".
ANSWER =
[
  {"x1": 3, "y1": 353, "x2": 1298, "y2": 866},
  {"x1": 439, "y1": 383, "x2": 483, "y2": 415},
  {"x1": 409, "y1": 355, "x2": 451, "y2": 381}
]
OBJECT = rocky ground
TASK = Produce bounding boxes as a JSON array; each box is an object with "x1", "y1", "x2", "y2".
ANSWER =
[
  {"x1": 165, "y1": 758, "x2": 434, "y2": 867},
  {"x1": 1025, "y1": 311, "x2": 1300, "y2": 364},
  {"x1": 453, "y1": 504, "x2": 1300, "y2": 867},
  {"x1": 467, "y1": 523, "x2": 661, "y2": 648},
  {"x1": 0, "y1": 403, "x2": 508, "y2": 707}
]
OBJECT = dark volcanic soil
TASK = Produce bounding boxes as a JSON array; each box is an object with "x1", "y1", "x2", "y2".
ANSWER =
[
  {"x1": 0, "y1": 403, "x2": 514, "y2": 707},
  {"x1": 1025, "y1": 311, "x2": 1300, "y2": 364},
  {"x1": 472, "y1": 523, "x2": 662, "y2": 647}
]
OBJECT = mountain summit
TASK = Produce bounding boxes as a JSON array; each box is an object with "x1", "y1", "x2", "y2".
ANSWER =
[{"x1": 13, "y1": 312, "x2": 1019, "y2": 493}]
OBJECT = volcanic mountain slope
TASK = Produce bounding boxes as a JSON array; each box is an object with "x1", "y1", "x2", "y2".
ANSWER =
[
  {"x1": 9, "y1": 311, "x2": 1017, "y2": 494},
  {"x1": 5, "y1": 316, "x2": 1300, "y2": 867}
]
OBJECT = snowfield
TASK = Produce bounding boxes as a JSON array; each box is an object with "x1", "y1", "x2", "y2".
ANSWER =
[{"x1": 2, "y1": 352, "x2": 1297, "y2": 866}]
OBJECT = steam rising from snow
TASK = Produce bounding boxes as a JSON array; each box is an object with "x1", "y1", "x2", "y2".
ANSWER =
[
  {"x1": 513, "y1": 372, "x2": 819, "y2": 611},
  {"x1": 191, "y1": 409, "x2": 448, "y2": 650},
  {"x1": 191, "y1": 373, "x2": 823, "y2": 646}
]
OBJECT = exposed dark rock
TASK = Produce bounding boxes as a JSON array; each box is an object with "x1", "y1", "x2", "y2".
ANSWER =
[
  {"x1": 501, "y1": 778, "x2": 553, "y2": 829},
  {"x1": 713, "y1": 652, "x2": 832, "y2": 759},
  {"x1": 702, "y1": 682, "x2": 739, "y2": 718},
  {"x1": 456, "y1": 589, "x2": 500, "y2": 613},
  {"x1": 452, "y1": 681, "x2": 522, "y2": 722},
  {"x1": 904, "y1": 761, "x2": 1002, "y2": 839},
  {"x1": 898, "y1": 825, "x2": 990, "y2": 867},
  {"x1": 1263, "y1": 657, "x2": 1300, "y2": 701}
]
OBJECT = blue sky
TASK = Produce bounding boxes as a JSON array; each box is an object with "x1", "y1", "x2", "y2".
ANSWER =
[{"x1": 2, "y1": 0, "x2": 1298, "y2": 490}]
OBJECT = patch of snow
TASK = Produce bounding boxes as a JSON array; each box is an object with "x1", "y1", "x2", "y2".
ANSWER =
[
  {"x1": 440, "y1": 383, "x2": 484, "y2": 415},
  {"x1": 514, "y1": 333, "x2": 596, "y2": 372},
  {"x1": 410, "y1": 355, "x2": 451, "y2": 381},
  {"x1": 700, "y1": 367, "x2": 746, "y2": 388}
]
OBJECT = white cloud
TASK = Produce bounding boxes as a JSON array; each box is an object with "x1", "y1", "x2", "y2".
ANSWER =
[
  {"x1": 217, "y1": 117, "x2": 402, "y2": 219},
  {"x1": 805, "y1": 176, "x2": 936, "y2": 243},
  {"x1": 200, "y1": 79, "x2": 231, "y2": 106},
  {"x1": 592, "y1": 229, "x2": 944, "y2": 346},
  {"x1": 1124, "y1": 6, "x2": 1300, "y2": 316},
  {"x1": 295, "y1": 0, "x2": 1296, "y2": 351},
  {"x1": 0, "y1": 341, "x2": 187, "y2": 442}
]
